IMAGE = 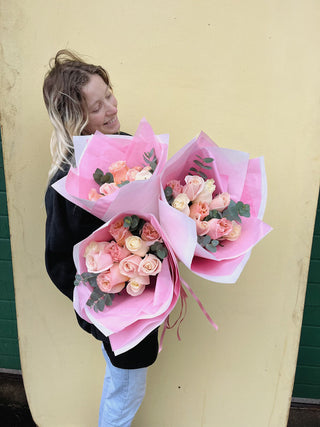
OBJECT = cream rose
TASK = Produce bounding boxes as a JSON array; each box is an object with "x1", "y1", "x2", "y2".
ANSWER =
[
  {"x1": 172, "y1": 193, "x2": 190, "y2": 216},
  {"x1": 125, "y1": 236, "x2": 149, "y2": 257},
  {"x1": 193, "y1": 179, "x2": 216, "y2": 204},
  {"x1": 134, "y1": 166, "x2": 153, "y2": 181},
  {"x1": 224, "y1": 221, "x2": 242, "y2": 241}
]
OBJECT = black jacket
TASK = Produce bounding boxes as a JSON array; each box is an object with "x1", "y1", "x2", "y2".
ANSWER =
[{"x1": 45, "y1": 146, "x2": 158, "y2": 369}]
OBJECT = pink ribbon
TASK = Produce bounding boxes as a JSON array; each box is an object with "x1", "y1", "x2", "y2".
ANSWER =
[
  {"x1": 180, "y1": 278, "x2": 218, "y2": 331},
  {"x1": 159, "y1": 278, "x2": 218, "y2": 352}
]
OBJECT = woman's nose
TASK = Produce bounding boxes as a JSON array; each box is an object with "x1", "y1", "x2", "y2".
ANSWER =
[{"x1": 104, "y1": 100, "x2": 117, "y2": 115}]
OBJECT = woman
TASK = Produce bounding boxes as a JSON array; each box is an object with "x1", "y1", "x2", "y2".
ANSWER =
[{"x1": 43, "y1": 49, "x2": 158, "y2": 427}]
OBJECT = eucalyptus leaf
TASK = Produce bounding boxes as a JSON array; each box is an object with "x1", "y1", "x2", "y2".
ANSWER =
[
  {"x1": 202, "y1": 157, "x2": 214, "y2": 163},
  {"x1": 93, "y1": 168, "x2": 104, "y2": 185},
  {"x1": 117, "y1": 180, "x2": 130, "y2": 187},
  {"x1": 97, "y1": 298, "x2": 106, "y2": 312},
  {"x1": 124, "y1": 216, "x2": 132, "y2": 228},
  {"x1": 205, "y1": 243, "x2": 217, "y2": 253}
]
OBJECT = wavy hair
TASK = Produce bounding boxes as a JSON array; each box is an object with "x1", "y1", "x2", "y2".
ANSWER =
[{"x1": 43, "y1": 49, "x2": 111, "y2": 180}]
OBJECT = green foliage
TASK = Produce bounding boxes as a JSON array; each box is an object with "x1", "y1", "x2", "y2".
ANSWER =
[
  {"x1": 117, "y1": 180, "x2": 130, "y2": 187},
  {"x1": 150, "y1": 241, "x2": 168, "y2": 260},
  {"x1": 86, "y1": 288, "x2": 115, "y2": 313},
  {"x1": 74, "y1": 272, "x2": 98, "y2": 288},
  {"x1": 222, "y1": 200, "x2": 250, "y2": 223},
  {"x1": 188, "y1": 155, "x2": 214, "y2": 179},
  {"x1": 93, "y1": 168, "x2": 114, "y2": 185},
  {"x1": 123, "y1": 215, "x2": 146, "y2": 235},
  {"x1": 143, "y1": 148, "x2": 158, "y2": 172},
  {"x1": 197, "y1": 235, "x2": 219, "y2": 253},
  {"x1": 204, "y1": 209, "x2": 222, "y2": 221},
  {"x1": 164, "y1": 186, "x2": 174, "y2": 205}
]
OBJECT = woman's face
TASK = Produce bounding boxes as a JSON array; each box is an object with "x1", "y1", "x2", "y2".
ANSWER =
[{"x1": 82, "y1": 74, "x2": 120, "y2": 134}]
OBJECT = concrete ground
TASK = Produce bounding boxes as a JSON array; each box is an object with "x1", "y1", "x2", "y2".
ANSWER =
[{"x1": 0, "y1": 373, "x2": 319, "y2": 426}]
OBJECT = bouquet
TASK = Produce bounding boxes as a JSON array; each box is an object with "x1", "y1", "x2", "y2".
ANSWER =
[
  {"x1": 73, "y1": 212, "x2": 180, "y2": 355},
  {"x1": 159, "y1": 131, "x2": 272, "y2": 283},
  {"x1": 52, "y1": 118, "x2": 168, "y2": 221}
]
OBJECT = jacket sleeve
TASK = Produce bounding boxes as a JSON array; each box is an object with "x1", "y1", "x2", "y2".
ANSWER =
[{"x1": 44, "y1": 172, "x2": 104, "y2": 300}]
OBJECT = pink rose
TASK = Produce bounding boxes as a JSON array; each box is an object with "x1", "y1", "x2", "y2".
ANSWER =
[
  {"x1": 209, "y1": 192, "x2": 231, "y2": 212},
  {"x1": 109, "y1": 219, "x2": 132, "y2": 246},
  {"x1": 166, "y1": 180, "x2": 183, "y2": 198},
  {"x1": 96, "y1": 264, "x2": 128, "y2": 293},
  {"x1": 126, "y1": 166, "x2": 143, "y2": 182},
  {"x1": 224, "y1": 221, "x2": 242, "y2": 241},
  {"x1": 195, "y1": 220, "x2": 210, "y2": 236},
  {"x1": 141, "y1": 222, "x2": 161, "y2": 243},
  {"x1": 182, "y1": 175, "x2": 205, "y2": 201},
  {"x1": 99, "y1": 182, "x2": 119, "y2": 196},
  {"x1": 88, "y1": 188, "x2": 103, "y2": 201},
  {"x1": 109, "y1": 160, "x2": 129, "y2": 185},
  {"x1": 208, "y1": 218, "x2": 233, "y2": 240},
  {"x1": 138, "y1": 254, "x2": 162, "y2": 276},
  {"x1": 106, "y1": 241, "x2": 131, "y2": 262},
  {"x1": 126, "y1": 275, "x2": 150, "y2": 297},
  {"x1": 193, "y1": 180, "x2": 216, "y2": 204},
  {"x1": 85, "y1": 241, "x2": 113, "y2": 273},
  {"x1": 189, "y1": 202, "x2": 210, "y2": 221},
  {"x1": 119, "y1": 254, "x2": 143, "y2": 278}
]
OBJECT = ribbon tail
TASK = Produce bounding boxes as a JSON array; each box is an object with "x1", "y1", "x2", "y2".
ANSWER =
[{"x1": 180, "y1": 278, "x2": 218, "y2": 331}]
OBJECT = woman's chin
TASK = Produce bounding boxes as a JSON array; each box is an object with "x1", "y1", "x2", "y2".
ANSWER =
[{"x1": 102, "y1": 117, "x2": 120, "y2": 134}]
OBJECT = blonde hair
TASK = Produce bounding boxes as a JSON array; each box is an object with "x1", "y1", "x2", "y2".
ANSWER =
[{"x1": 43, "y1": 49, "x2": 111, "y2": 180}]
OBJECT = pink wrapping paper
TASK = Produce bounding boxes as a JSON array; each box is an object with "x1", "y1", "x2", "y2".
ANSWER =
[
  {"x1": 52, "y1": 118, "x2": 168, "y2": 221},
  {"x1": 73, "y1": 211, "x2": 180, "y2": 354},
  {"x1": 159, "y1": 131, "x2": 272, "y2": 283}
]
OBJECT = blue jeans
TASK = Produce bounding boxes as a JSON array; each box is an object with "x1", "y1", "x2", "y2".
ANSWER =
[{"x1": 99, "y1": 345, "x2": 148, "y2": 427}]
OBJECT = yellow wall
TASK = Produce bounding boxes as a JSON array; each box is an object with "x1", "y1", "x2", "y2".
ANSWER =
[{"x1": 1, "y1": 1, "x2": 320, "y2": 426}]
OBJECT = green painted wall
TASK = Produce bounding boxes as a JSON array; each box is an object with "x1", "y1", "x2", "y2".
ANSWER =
[
  {"x1": 293, "y1": 191, "x2": 320, "y2": 399},
  {"x1": 0, "y1": 132, "x2": 20, "y2": 370}
]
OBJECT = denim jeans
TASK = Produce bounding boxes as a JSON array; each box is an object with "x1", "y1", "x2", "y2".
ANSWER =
[{"x1": 99, "y1": 345, "x2": 148, "y2": 427}]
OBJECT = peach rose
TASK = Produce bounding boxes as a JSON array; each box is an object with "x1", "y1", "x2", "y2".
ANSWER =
[
  {"x1": 138, "y1": 254, "x2": 162, "y2": 276},
  {"x1": 96, "y1": 264, "x2": 127, "y2": 293},
  {"x1": 119, "y1": 254, "x2": 143, "y2": 278},
  {"x1": 109, "y1": 219, "x2": 132, "y2": 246},
  {"x1": 172, "y1": 193, "x2": 190, "y2": 216},
  {"x1": 126, "y1": 275, "x2": 150, "y2": 297},
  {"x1": 189, "y1": 202, "x2": 210, "y2": 221},
  {"x1": 209, "y1": 192, "x2": 231, "y2": 212},
  {"x1": 99, "y1": 182, "x2": 119, "y2": 196},
  {"x1": 125, "y1": 236, "x2": 149, "y2": 257},
  {"x1": 182, "y1": 175, "x2": 205, "y2": 201},
  {"x1": 126, "y1": 166, "x2": 143, "y2": 182},
  {"x1": 195, "y1": 220, "x2": 210, "y2": 236},
  {"x1": 106, "y1": 241, "x2": 131, "y2": 262},
  {"x1": 166, "y1": 180, "x2": 184, "y2": 198},
  {"x1": 141, "y1": 222, "x2": 161, "y2": 243},
  {"x1": 208, "y1": 218, "x2": 233, "y2": 240},
  {"x1": 85, "y1": 241, "x2": 113, "y2": 273},
  {"x1": 224, "y1": 221, "x2": 242, "y2": 241},
  {"x1": 134, "y1": 166, "x2": 153, "y2": 181},
  {"x1": 109, "y1": 160, "x2": 129, "y2": 185},
  {"x1": 88, "y1": 188, "x2": 103, "y2": 201}
]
